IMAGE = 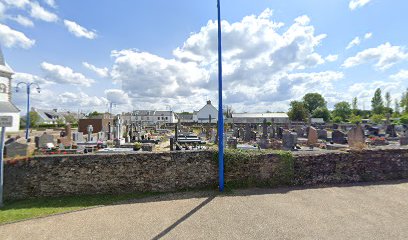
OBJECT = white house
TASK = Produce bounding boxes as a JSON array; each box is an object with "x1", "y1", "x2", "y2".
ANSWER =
[
  {"x1": 0, "y1": 49, "x2": 20, "y2": 132},
  {"x1": 232, "y1": 113, "x2": 289, "y2": 124},
  {"x1": 193, "y1": 100, "x2": 218, "y2": 123},
  {"x1": 132, "y1": 110, "x2": 177, "y2": 124},
  {"x1": 32, "y1": 108, "x2": 66, "y2": 124}
]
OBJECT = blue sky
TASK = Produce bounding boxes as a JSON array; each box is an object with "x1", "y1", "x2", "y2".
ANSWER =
[{"x1": 1, "y1": 0, "x2": 408, "y2": 114}]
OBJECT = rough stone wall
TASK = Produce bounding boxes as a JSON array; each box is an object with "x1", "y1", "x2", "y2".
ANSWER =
[
  {"x1": 294, "y1": 149, "x2": 408, "y2": 185},
  {"x1": 4, "y1": 149, "x2": 408, "y2": 200}
]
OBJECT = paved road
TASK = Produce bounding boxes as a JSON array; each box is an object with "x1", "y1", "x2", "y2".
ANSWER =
[{"x1": 1, "y1": 181, "x2": 408, "y2": 240}]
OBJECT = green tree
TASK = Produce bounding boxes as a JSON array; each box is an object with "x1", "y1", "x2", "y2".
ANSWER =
[
  {"x1": 332, "y1": 101, "x2": 352, "y2": 122},
  {"x1": 400, "y1": 114, "x2": 408, "y2": 125},
  {"x1": 312, "y1": 107, "x2": 331, "y2": 122},
  {"x1": 332, "y1": 116, "x2": 343, "y2": 123},
  {"x1": 64, "y1": 114, "x2": 78, "y2": 124},
  {"x1": 385, "y1": 92, "x2": 392, "y2": 108},
  {"x1": 87, "y1": 111, "x2": 101, "y2": 118},
  {"x1": 349, "y1": 114, "x2": 362, "y2": 124},
  {"x1": 400, "y1": 89, "x2": 408, "y2": 113},
  {"x1": 302, "y1": 93, "x2": 327, "y2": 114},
  {"x1": 29, "y1": 111, "x2": 40, "y2": 127},
  {"x1": 393, "y1": 99, "x2": 401, "y2": 117},
  {"x1": 352, "y1": 97, "x2": 358, "y2": 110},
  {"x1": 288, "y1": 101, "x2": 308, "y2": 121},
  {"x1": 370, "y1": 114, "x2": 384, "y2": 124},
  {"x1": 371, "y1": 88, "x2": 384, "y2": 114}
]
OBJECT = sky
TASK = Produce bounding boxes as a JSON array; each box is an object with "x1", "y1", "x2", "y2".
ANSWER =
[{"x1": 1, "y1": 0, "x2": 408, "y2": 114}]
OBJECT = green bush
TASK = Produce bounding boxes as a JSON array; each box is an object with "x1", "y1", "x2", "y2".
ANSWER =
[{"x1": 400, "y1": 115, "x2": 408, "y2": 125}]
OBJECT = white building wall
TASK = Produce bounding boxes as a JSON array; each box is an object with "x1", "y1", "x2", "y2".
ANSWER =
[
  {"x1": 196, "y1": 105, "x2": 218, "y2": 123},
  {"x1": 0, "y1": 112, "x2": 20, "y2": 132}
]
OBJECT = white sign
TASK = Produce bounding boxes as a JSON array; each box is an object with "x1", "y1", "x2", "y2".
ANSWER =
[{"x1": 0, "y1": 116, "x2": 13, "y2": 127}]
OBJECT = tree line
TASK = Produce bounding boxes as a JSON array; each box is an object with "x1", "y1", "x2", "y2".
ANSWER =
[{"x1": 288, "y1": 89, "x2": 408, "y2": 124}]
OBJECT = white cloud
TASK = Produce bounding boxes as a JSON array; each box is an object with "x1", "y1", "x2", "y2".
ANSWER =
[
  {"x1": 63, "y1": 20, "x2": 97, "y2": 39},
  {"x1": 41, "y1": 62, "x2": 95, "y2": 87},
  {"x1": 82, "y1": 62, "x2": 109, "y2": 78},
  {"x1": 13, "y1": 72, "x2": 52, "y2": 85},
  {"x1": 390, "y1": 70, "x2": 408, "y2": 80},
  {"x1": 349, "y1": 0, "x2": 371, "y2": 10},
  {"x1": 325, "y1": 54, "x2": 338, "y2": 62},
  {"x1": 9, "y1": 15, "x2": 34, "y2": 27},
  {"x1": 29, "y1": 1, "x2": 58, "y2": 22},
  {"x1": 364, "y1": 32, "x2": 373, "y2": 39},
  {"x1": 109, "y1": 9, "x2": 334, "y2": 112},
  {"x1": 43, "y1": 0, "x2": 56, "y2": 8},
  {"x1": 57, "y1": 92, "x2": 108, "y2": 108},
  {"x1": 0, "y1": 23, "x2": 35, "y2": 48},
  {"x1": 346, "y1": 37, "x2": 361, "y2": 49},
  {"x1": 342, "y1": 43, "x2": 408, "y2": 70},
  {"x1": 105, "y1": 89, "x2": 132, "y2": 105},
  {"x1": 3, "y1": 0, "x2": 30, "y2": 9}
]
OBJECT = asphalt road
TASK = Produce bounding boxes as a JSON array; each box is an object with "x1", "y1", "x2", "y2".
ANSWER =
[{"x1": 1, "y1": 181, "x2": 408, "y2": 240}]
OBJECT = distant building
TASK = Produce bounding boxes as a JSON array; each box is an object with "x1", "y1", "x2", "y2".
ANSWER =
[
  {"x1": 132, "y1": 110, "x2": 177, "y2": 124},
  {"x1": 311, "y1": 118, "x2": 325, "y2": 124},
  {"x1": 32, "y1": 108, "x2": 66, "y2": 125},
  {"x1": 0, "y1": 49, "x2": 20, "y2": 132},
  {"x1": 232, "y1": 113, "x2": 289, "y2": 124},
  {"x1": 193, "y1": 100, "x2": 218, "y2": 123},
  {"x1": 178, "y1": 113, "x2": 194, "y2": 123}
]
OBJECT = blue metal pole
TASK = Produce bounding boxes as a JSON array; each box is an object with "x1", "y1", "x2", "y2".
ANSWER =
[
  {"x1": 0, "y1": 127, "x2": 5, "y2": 207},
  {"x1": 25, "y1": 85, "x2": 30, "y2": 140},
  {"x1": 217, "y1": 0, "x2": 224, "y2": 192}
]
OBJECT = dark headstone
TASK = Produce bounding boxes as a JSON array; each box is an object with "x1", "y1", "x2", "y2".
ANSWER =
[
  {"x1": 282, "y1": 131, "x2": 297, "y2": 150},
  {"x1": 386, "y1": 124, "x2": 397, "y2": 138},
  {"x1": 4, "y1": 141, "x2": 28, "y2": 158},
  {"x1": 332, "y1": 130, "x2": 347, "y2": 144}
]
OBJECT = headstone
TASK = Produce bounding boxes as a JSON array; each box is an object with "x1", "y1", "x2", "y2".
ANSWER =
[
  {"x1": 4, "y1": 141, "x2": 28, "y2": 158},
  {"x1": 73, "y1": 132, "x2": 84, "y2": 142},
  {"x1": 282, "y1": 131, "x2": 297, "y2": 150},
  {"x1": 227, "y1": 137, "x2": 238, "y2": 149},
  {"x1": 87, "y1": 125, "x2": 93, "y2": 142},
  {"x1": 262, "y1": 119, "x2": 268, "y2": 139},
  {"x1": 400, "y1": 136, "x2": 408, "y2": 146},
  {"x1": 307, "y1": 127, "x2": 318, "y2": 146},
  {"x1": 277, "y1": 127, "x2": 284, "y2": 139},
  {"x1": 317, "y1": 129, "x2": 328, "y2": 140},
  {"x1": 65, "y1": 124, "x2": 72, "y2": 141},
  {"x1": 347, "y1": 125, "x2": 365, "y2": 148},
  {"x1": 332, "y1": 130, "x2": 347, "y2": 144},
  {"x1": 97, "y1": 132, "x2": 105, "y2": 141},
  {"x1": 295, "y1": 126, "x2": 305, "y2": 138},
  {"x1": 142, "y1": 143, "x2": 155, "y2": 152},
  {"x1": 386, "y1": 124, "x2": 397, "y2": 138},
  {"x1": 244, "y1": 124, "x2": 251, "y2": 142},
  {"x1": 38, "y1": 133, "x2": 54, "y2": 148}
]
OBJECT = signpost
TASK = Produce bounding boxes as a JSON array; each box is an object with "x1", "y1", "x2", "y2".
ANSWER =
[{"x1": 0, "y1": 115, "x2": 12, "y2": 207}]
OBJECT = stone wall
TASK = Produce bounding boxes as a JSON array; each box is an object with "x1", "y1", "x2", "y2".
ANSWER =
[{"x1": 4, "y1": 148, "x2": 408, "y2": 200}]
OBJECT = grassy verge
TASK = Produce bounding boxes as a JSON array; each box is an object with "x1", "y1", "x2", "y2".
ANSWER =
[{"x1": 0, "y1": 192, "x2": 156, "y2": 224}]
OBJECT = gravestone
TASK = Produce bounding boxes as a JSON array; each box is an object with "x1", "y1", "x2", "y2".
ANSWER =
[
  {"x1": 142, "y1": 143, "x2": 155, "y2": 152},
  {"x1": 65, "y1": 124, "x2": 72, "y2": 141},
  {"x1": 317, "y1": 129, "x2": 328, "y2": 140},
  {"x1": 37, "y1": 133, "x2": 54, "y2": 148},
  {"x1": 244, "y1": 124, "x2": 251, "y2": 142},
  {"x1": 307, "y1": 127, "x2": 318, "y2": 146},
  {"x1": 277, "y1": 127, "x2": 284, "y2": 139},
  {"x1": 227, "y1": 137, "x2": 238, "y2": 149},
  {"x1": 97, "y1": 132, "x2": 105, "y2": 141},
  {"x1": 332, "y1": 130, "x2": 347, "y2": 144},
  {"x1": 365, "y1": 125, "x2": 380, "y2": 136},
  {"x1": 262, "y1": 119, "x2": 268, "y2": 139},
  {"x1": 400, "y1": 136, "x2": 408, "y2": 146},
  {"x1": 73, "y1": 132, "x2": 84, "y2": 142},
  {"x1": 386, "y1": 124, "x2": 397, "y2": 138},
  {"x1": 87, "y1": 125, "x2": 94, "y2": 142},
  {"x1": 347, "y1": 125, "x2": 365, "y2": 148},
  {"x1": 282, "y1": 131, "x2": 297, "y2": 150},
  {"x1": 295, "y1": 126, "x2": 305, "y2": 138},
  {"x1": 4, "y1": 141, "x2": 28, "y2": 158},
  {"x1": 268, "y1": 126, "x2": 275, "y2": 139}
]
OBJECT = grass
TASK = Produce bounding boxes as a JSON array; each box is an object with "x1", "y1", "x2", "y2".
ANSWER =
[{"x1": 0, "y1": 192, "x2": 156, "y2": 224}]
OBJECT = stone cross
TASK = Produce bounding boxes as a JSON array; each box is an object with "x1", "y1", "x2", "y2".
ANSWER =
[
  {"x1": 87, "y1": 125, "x2": 93, "y2": 142},
  {"x1": 262, "y1": 119, "x2": 268, "y2": 139}
]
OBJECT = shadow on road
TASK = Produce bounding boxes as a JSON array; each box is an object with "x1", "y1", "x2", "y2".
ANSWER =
[{"x1": 151, "y1": 196, "x2": 215, "y2": 240}]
